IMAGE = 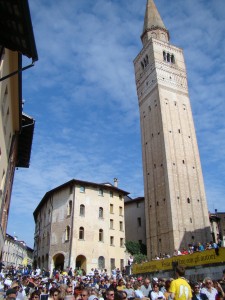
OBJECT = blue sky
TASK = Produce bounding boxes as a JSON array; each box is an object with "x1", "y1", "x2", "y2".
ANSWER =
[{"x1": 7, "y1": 0, "x2": 225, "y2": 248}]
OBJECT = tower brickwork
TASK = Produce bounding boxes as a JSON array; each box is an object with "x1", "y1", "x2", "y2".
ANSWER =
[{"x1": 134, "y1": 0, "x2": 211, "y2": 258}]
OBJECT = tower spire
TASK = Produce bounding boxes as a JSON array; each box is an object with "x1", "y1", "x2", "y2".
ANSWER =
[{"x1": 141, "y1": 0, "x2": 169, "y2": 46}]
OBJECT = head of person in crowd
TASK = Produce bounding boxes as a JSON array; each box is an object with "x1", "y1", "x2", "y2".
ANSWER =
[
  {"x1": 49, "y1": 288, "x2": 60, "y2": 300},
  {"x1": 164, "y1": 280, "x2": 171, "y2": 292},
  {"x1": 78, "y1": 288, "x2": 89, "y2": 300},
  {"x1": 66, "y1": 285, "x2": 74, "y2": 296},
  {"x1": 192, "y1": 283, "x2": 201, "y2": 295},
  {"x1": 152, "y1": 283, "x2": 160, "y2": 293},
  {"x1": 143, "y1": 278, "x2": 151, "y2": 288},
  {"x1": 175, "y1": 266, "x2": 185, "y2": 278},
  {"x1": 6, "y1": 288, "x2": 17, "y2": 300},
  {"x1": 121, "y1": 291, "x2": 128, "y2": 300},
  {"x1": 203, "y1": 278, "x2": 214, "y2": 291},
  {"x1": 30, "y1": 291, "x2": 40, "y2": 300},
  {"x1": 106, "y1": 288, "x2": 115, "y2": 300}
]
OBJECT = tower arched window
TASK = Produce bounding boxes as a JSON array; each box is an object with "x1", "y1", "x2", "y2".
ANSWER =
[
  {"x1": 171, "y1": 54, "x2": 175, "y2": 64},
  {"x1": 79, "y1": 227, "x2": 84, "y2": 240},
  {"x1": 99, "y1": 207, "x2": 103, "y2": 218},
  {"x1": 99, "y1": 229, "x2": 103, "y2": 242},
  {"x1": 80, "y1": 204, "x2": 85, "y2": 216},
  {"x1": 163, "y1": 51, "x2": 166, "y2": 61},
  {"x1": 65, "y1": 226, "x2": 70, "y2": 241},
  {"x1": 167, "y1": 53, "x2": 171, "y2": 63}
]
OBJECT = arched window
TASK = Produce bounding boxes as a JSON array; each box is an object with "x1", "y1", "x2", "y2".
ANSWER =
[
  {"x1": 99, "y1": 229, "x2": 103, "y2": 242},
  {"x1": 163, "y1": 51, "x2": 166, "y2": 61},
  {"x1": 167, "y1": 53, "x2": 171, "y2": 63},
  {"x1": 99, "y1": 207, "x2": 103, "y2": 218},
  {"x1": 79, "y1": 227, "x2": 84, "y2": 240},
  {"x1": 67, "y1": 200, "x2": 72, "y2": 216},
  {"x1": 98, "y1": 256, "x2": 105, "y2": 269},
  {"x1": 187, "y1": 198, "x2": 191, "y2": 204},
  {"x1": 171, "y1": 54, "x2": 175, "y2": 64},
  {"x1": 65, "y1": 226, "x2": 70, "y2": 241},
  {"x1": 80, "y1": 204, "x2": 85, "y2": 216}
]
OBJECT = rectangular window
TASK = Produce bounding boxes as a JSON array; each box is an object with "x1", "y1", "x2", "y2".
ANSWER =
[
  {"x1": 119, "y1": 206, "x2": 123, "y2": 216},
  {"x1": 99, "y1": 188, "x2": 103, "y2": 196},
  {"x1": 120, "y1": 238, "x2": 124, "y2": 247},
  {"x1": 80, "y1": 186, "x2": 85, "y2": 193},
  {"x1": 110, "y1": 236, "x2": 114, "y2": 246},
  {"x1": 137, "y1": 202, "x2": 140, "y2": 208},
  {"x1": 110, "y1": 204, "x2": 114, "y2": 214},
  {"x1": 110, "y1": 191, "x2": 113, "y2": 197},
  {"x1": 137, "y1": 217, "x2": 141, "y2": 227},
  {"x1": 110, "y1": 258, "x2": 115, "y2": 270},
  {"x1": 120, "y1": 259, "x2": 124, "y2": 270},
  {"x1": 119, "y1": 221, "x2": 123, "y2": 231},
  {"x1": 110, "y1": 219, "x2": 114, "y2": 229}
]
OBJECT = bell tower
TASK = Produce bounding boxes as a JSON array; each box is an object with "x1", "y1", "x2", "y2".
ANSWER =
[{"x1": 134, "y1": 0, "x2": 211, "y2": 258}]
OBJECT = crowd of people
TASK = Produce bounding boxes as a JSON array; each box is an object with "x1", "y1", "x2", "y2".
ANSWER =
[
  {"x1": 0, "y1": 265, "x2": 225, "y2": 300},
  {"x1": 152, "y1": 240, "x2": 223, "y2": 261}
]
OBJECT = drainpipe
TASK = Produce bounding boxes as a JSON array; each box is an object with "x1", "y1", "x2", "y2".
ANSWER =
[{"x1": 68, "y1": 183, "x2": 75, "y2": 268}]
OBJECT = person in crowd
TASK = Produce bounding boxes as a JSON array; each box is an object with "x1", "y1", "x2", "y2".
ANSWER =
[
  {"x1": 150, "y1": 283, "x2": 165, "y2": 300},
  {"x1": 6, "y1": 289, "x2": 17, "y2": 300},
  {"x1": 117, "y1": 279, "x2": 126, "y2": 291},
  {"x1": 212, "y1": 281, "x2": 224, "y2": 300},
  {"x1": 124, "y1": 282, "x2": 135, "y2": 300},
  {"x1": 163, "y1": 280, "x2": 171, "y2": 300},
  {"x1": 140, "y1": 278, "x2": 152, "y2": 297},
  {"x1": 29, "y1": 291, "x2": 40, "y2": 300},
  {"x1": 133, "y1": 283, "x2": 145, "y2": 299},
  {"x1": 106, "y1": 289, "x2": 115, "y2": 300},
  {"x1": 201, "y1": 278, "x2": 218, "y2": 300},
  {"x1": 49, "y1": 288, "x2": 60, "y2": 300},
  {"x1": 191, "y1": 283, "x2": 208, "y2": 300},
  {"x1": 169, "y1": 266, "x2": 192, "y2": 300}
]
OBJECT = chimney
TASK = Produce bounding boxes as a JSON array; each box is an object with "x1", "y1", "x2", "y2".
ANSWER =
[{"x1": 114, "y1": 178, "x2": 118, "y2": 188}]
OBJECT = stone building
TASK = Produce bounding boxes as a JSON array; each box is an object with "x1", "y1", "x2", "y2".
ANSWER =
[
  {"x1": 133, "y1": 0, "x2": 211, "y2": 259},
  {"x1": 0, "y1": 0, "x2": 38, "y2": 255},
  {"x1": 33, "y1": 178, "x2": 128, "y2": 273},
  {"x1": 2, "y1": 233, "x2": 33, "y2": 268},
  {"x1": 124, "y1": 196, "x2": 146, "y2": 246}
]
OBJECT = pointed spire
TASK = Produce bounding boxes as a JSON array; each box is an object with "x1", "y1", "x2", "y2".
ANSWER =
[{"x1": 141, "y1": 0, "x2": 169, "y2": 46}]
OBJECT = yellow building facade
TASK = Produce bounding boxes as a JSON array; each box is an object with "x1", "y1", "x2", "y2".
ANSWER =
[{"x1": 33, "y1": 179, "x2": 128, "y2": 274}]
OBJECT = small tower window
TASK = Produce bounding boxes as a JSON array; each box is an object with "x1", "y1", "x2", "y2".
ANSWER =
[{"x1": 163, "y1": 51, "x2": 166, "y2": 61}]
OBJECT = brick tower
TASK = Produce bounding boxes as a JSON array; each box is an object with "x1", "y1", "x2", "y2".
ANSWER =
[{"x1": 133, "y1": 0, "x2": 211, "y2": 259}]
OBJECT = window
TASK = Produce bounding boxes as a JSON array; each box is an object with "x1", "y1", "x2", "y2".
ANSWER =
[
  {"x1": 137, "y1": 217, "x2": 142, "y2": 227},
  {"x1": 163, "y1": 51, "x2": 175, "y2": 64},
  {"x1": 119, "y1": 206, "x2": 123, "y2": 216},
  {"x1": 110, "y1": 236, "x2": 114, "y2": 246},
  {"x1": 99, "y1": 229, "x2": 103, "y2": 242},
  {"x1": 98, "y1": 256, "x2": 105, "y2": 269},
  {"x1": 187, "y1": 198, "x2": 191, "y2": 204},
  {"x1": 120, "y1": 259, "x2": 124, "y2": 270},
  {"x1": 80, "y1": 186, "x2": 85, "y2": 193},
  {"x1": 120, "y1": 238, "x2": 124, "y2": 247},
  {"x1": 110, "y1": 204, "x2": 114, "y2": 214},
  {"x1": 80, "y1": 204, "x2": 85, "y2": 216},
  {"x1": 65, "y1": 226, "x2": 70, "y2": 241},
  {"x1": 79, "y1": 227, "x2": 84, "y2": 240},
  {"x1": 110, "y1": 191, "x2": 113, "y2": 198},
  {"x1": 119, "y1": 194, "x2": 122, "y2": 200},
  {"x1": 110, "y1": 258, "x2": 115, "y2": 270},
  {"x1": 67, "y1": 200, "x2": 72, "y2": 216},
  {"x1": 99, "y1": 207, "x2": 103, "y2": 218},
  {"x1": 137, "y1": 202, "x2": 140, "y2": 208},
  {"x1": 99, "y1": 188, "x2": 103, "y2": 196},
  {"x1": 119, "y1": 221, "x2": 123, "y2": 231},
  {"x1": 110, "y1": 219, "x2": 114, "y2": 229}
]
